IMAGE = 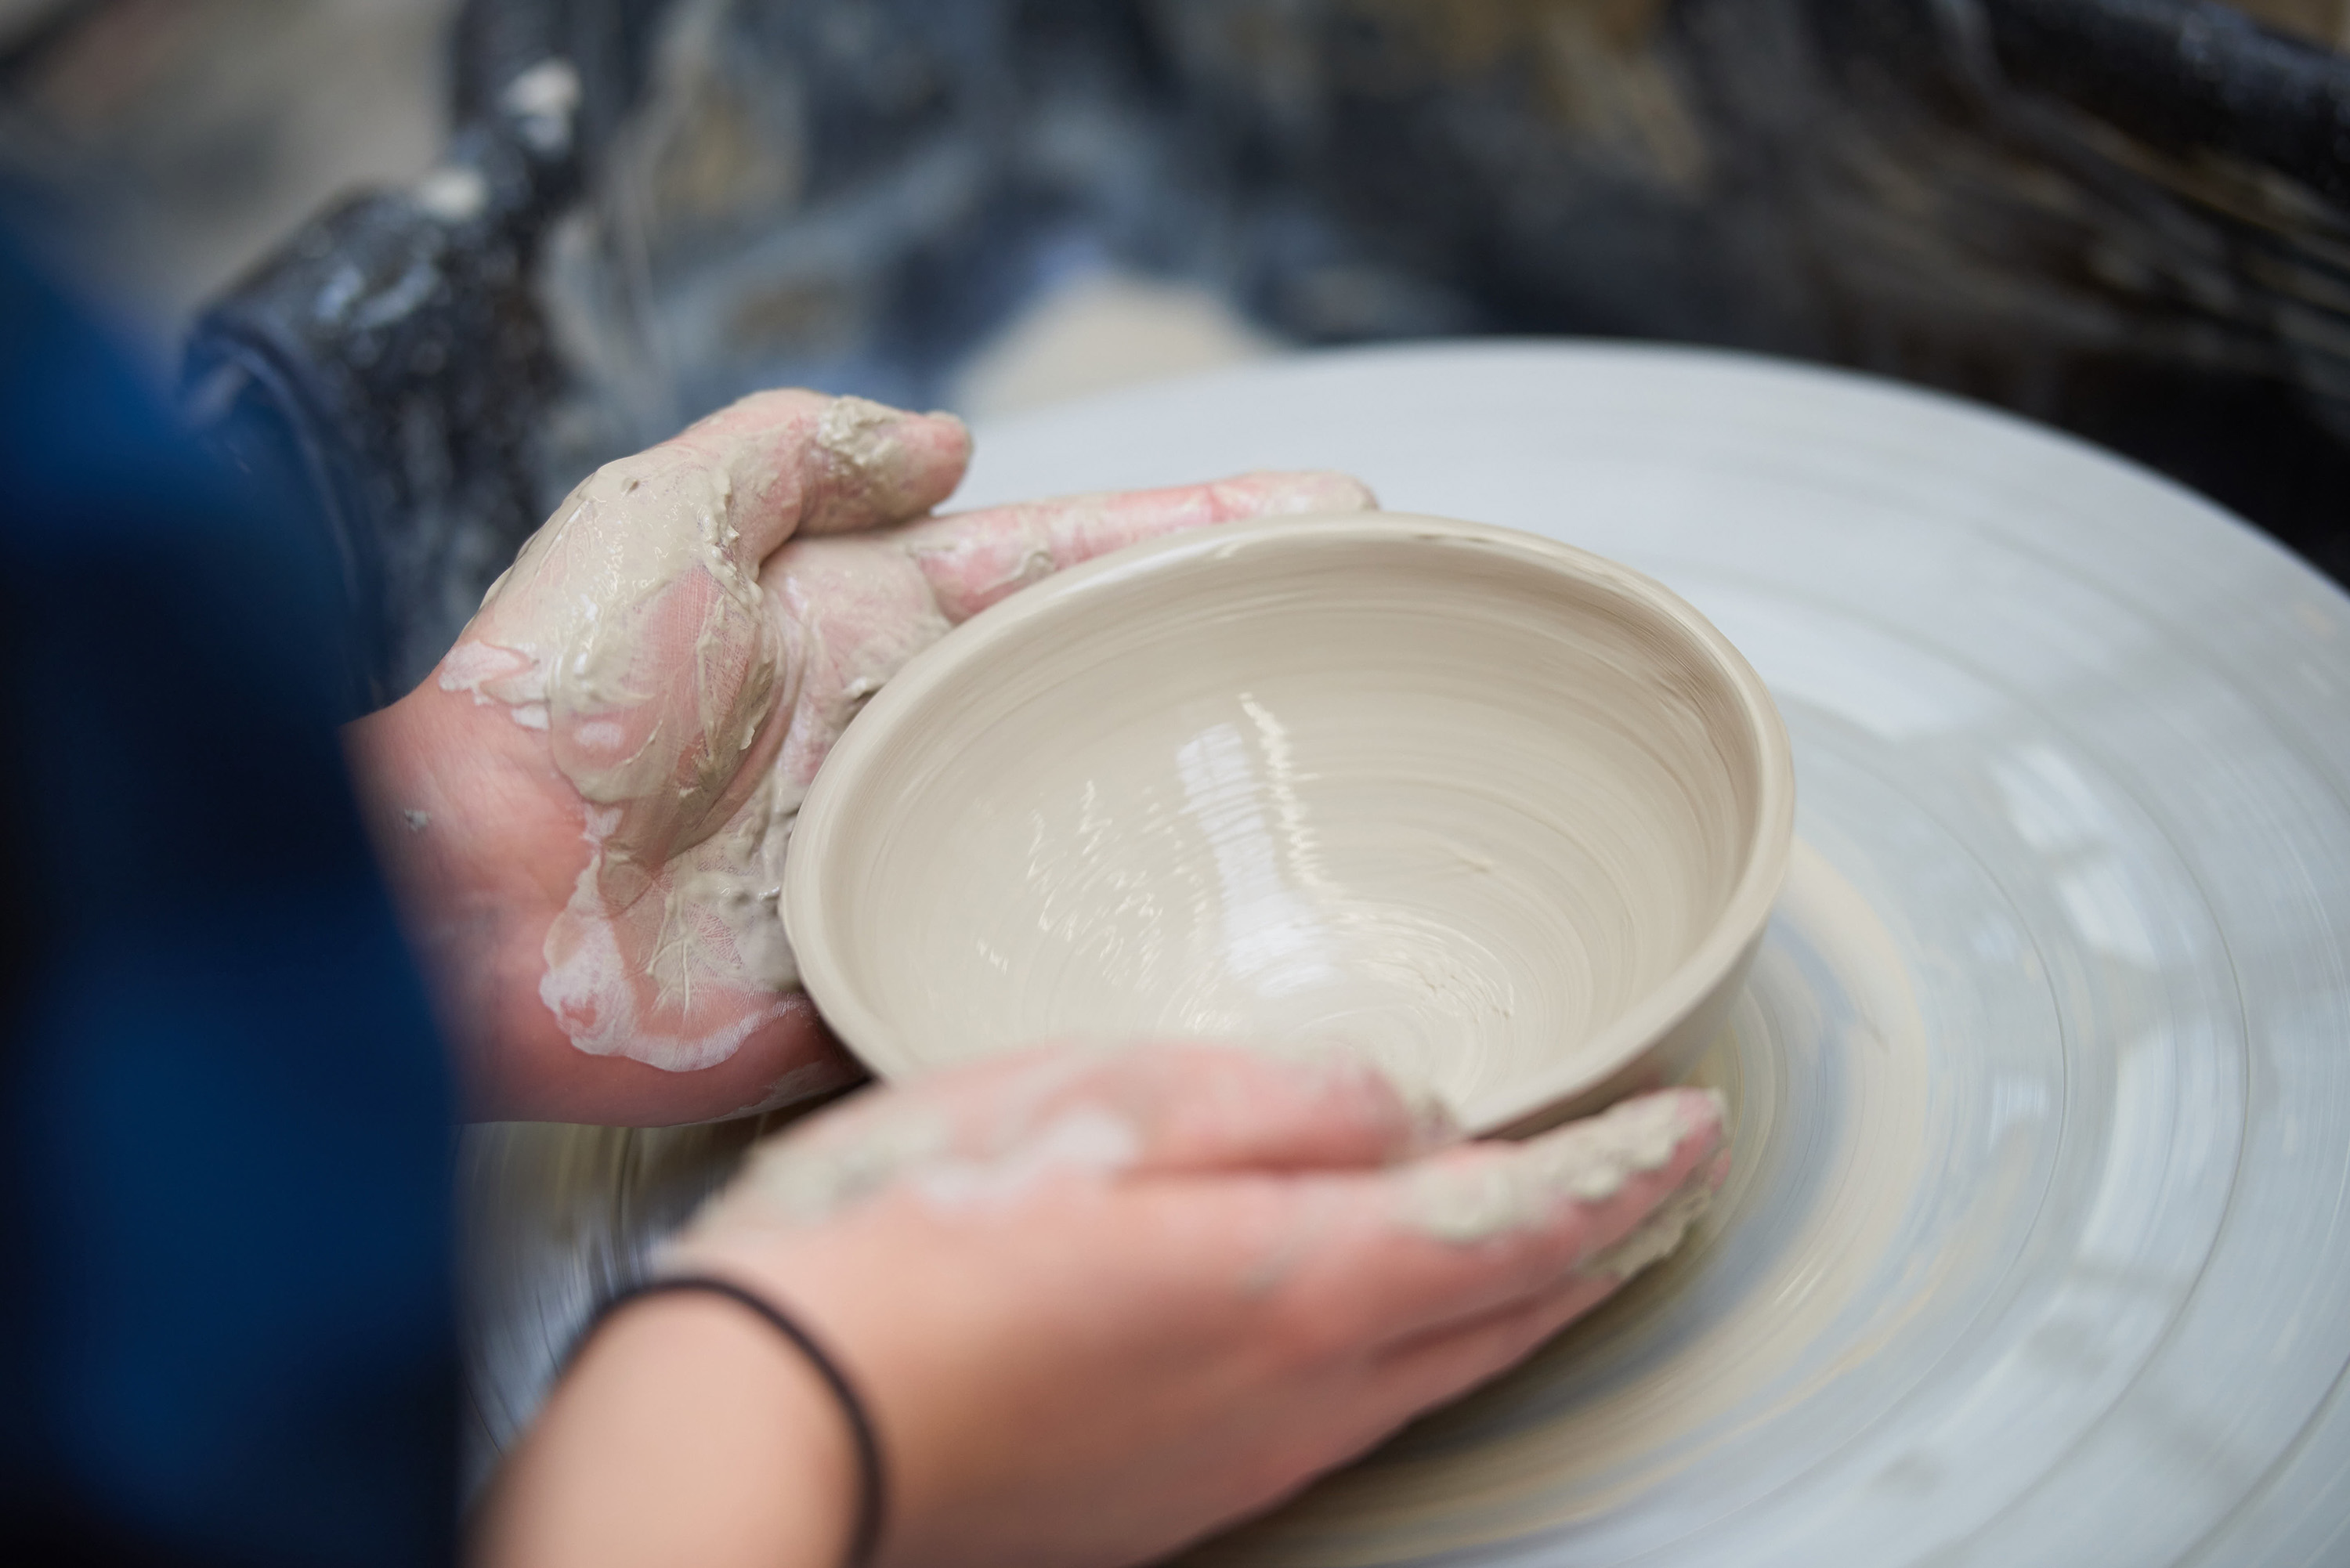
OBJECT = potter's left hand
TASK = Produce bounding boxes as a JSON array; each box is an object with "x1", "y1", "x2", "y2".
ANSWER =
[
  {"x1": 345, "y1": 392, "x2": 1373, "y2": 1123},
  {"x1": 478, "y1": 1045, "x2": 1730, "y2": 1568}
]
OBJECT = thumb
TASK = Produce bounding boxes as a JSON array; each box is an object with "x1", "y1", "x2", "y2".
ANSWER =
[{"x1": 672, "y1": 390, "x2": 973, "y2": 558}]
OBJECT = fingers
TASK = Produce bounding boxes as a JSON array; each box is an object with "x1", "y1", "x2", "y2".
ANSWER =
[
  {"x1": 1086, "y1": 1043, "x2": 1456, "y2": 1173},
  {"x1": 898, "y1": 469, "x2": 1377, "y2": 623},
  {"x1": 444, "y1": 391, "x2": 970, "y2": 835},
  {"x1": 762, "y1": 468, "x2": 1375, "y2": 792},
  {"x1": 952, "y1": 1042, "x2": 1455, "y2": 1173},
  {"x1": 1354, "y1": 1143, "x2": 1730, "y2": 1430},
  {"x1": 669, "y1": 390, "x2": 974, "y2": 558},
  {"x1": 671, "y1": 1042, "x2": 1459, "y2": 1238},
  {"x1": 756, "y1": 1042, "x2": 1455, "y2": 1206},
  {"x1": 766, "y1": 531, "x2": 955, "y2": 792},
  {"x1": 1263, "y1": 1089, "x2": 1727, "y2": 1351}
]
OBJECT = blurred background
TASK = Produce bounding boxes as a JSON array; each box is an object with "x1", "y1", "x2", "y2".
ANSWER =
[{"x1": 4, "y1": 0, "x2": 2347, "y2": 702}]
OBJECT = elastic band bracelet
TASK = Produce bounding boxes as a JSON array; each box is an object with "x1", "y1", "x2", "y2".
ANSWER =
[{"x1": 573, "y1": 1275, "x2": 887, "y2": 1568}]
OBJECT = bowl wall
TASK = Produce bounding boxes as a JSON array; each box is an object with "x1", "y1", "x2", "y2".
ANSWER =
[{"x1": 786, "y1": 514, "x2": 1793, "y2": 1132}]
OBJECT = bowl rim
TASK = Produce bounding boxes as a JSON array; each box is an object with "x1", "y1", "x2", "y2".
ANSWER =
[{"x1": 783, "y1": 511, "x2": 1796, "y2": 1133}]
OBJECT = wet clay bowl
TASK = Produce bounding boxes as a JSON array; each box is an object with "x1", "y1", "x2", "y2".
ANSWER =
[{"x1": 783, "y1": 513, "x2": 1795, "y2": 1136}]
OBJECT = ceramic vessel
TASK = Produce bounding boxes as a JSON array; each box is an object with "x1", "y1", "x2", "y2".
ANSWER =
[{"x1": 783, "y1": 511, "x2": 1795, "y2": 1135}]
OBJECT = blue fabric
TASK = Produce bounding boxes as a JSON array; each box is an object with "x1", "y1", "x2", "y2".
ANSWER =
[{"x1": 0, "y1": 239, "x2": 457, "y2": 1564}]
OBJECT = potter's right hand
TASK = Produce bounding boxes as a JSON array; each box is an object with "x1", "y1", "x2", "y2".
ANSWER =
[
  {"x1": 478, "y1": 1045, "x2": 1729, "y2": 1568},
  {"x1": 342, "y1": 391, "x2": 1373, "y2": 1125}
]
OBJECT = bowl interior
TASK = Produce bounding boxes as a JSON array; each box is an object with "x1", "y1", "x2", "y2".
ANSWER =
[{"x1": 786, "y1": 514, "x2": 1786, "y2": 1130}]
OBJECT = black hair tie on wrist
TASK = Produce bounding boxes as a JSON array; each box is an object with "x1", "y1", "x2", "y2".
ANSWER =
[{"x1": 572, "y1": 1275, "x2": 887, "y2": 1568}]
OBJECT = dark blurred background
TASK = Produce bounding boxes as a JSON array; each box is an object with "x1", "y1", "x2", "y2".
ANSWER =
[{"x1": 6, "y1": 0, "x2": 2348, "y2": 704}]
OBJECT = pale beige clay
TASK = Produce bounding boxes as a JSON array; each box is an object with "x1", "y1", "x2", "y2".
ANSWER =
[{"x1": 786, "y1": 515, "x2": 1795, "y2": 1135}]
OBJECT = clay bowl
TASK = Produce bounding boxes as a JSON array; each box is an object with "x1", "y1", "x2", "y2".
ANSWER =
[{"x1": 783, "y1": 513, "x2": 1794, "y2": 1136}]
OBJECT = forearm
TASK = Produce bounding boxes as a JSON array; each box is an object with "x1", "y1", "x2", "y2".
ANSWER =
[{"x1": 474, "y1": 1292, "x2": 859, "y2": 1568}]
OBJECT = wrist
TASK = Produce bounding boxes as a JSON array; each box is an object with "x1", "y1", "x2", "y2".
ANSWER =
[{"x1": 478, "y1": 1285, "x2": 860, "y2": 1568}]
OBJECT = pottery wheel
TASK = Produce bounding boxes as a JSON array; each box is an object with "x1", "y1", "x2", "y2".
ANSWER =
[{"x1": 460, "y1": 345, "x2": 2350, "y2": 1566}]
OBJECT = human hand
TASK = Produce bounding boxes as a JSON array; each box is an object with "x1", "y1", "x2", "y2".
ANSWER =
[
  {"x1": 477, "y1": 1045, "x2": 1729, "y2": 1568},
  {"x1": 345, "y1": 393, "x2": 1373, "y2": 1123}
]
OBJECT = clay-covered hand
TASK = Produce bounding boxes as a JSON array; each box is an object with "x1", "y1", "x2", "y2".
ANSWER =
[
  {"x1": 479, "y1": 1045, "x2": 1729, "y2": 1568},
  {"x1": 345, "y1": 392, "x2": 1372, "y2": 1123}
]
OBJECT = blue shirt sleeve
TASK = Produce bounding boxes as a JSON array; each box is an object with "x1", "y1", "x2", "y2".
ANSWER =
[{"x1": 0, "y1": 237, "x2": 458, "y2": 1566}]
